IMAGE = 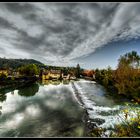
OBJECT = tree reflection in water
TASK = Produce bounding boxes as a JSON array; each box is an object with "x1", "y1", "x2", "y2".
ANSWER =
[
  {"x1": 18, "y1": 83, "x2": 39, "y2": 97},
  {"x1": 0, "y1": 92, "x2": 7, "y2": 102},
  {"x1": 41, "y1": 79, "x2": 70, "y2": 86},
  {"x1": 0, "y1": 92, "x2": 7, "y2": 116}
]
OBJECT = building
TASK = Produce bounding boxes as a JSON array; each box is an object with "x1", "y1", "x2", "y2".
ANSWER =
[
  {"x1": 62, "y1": 73, "x2": 70, "y2": 80},
  {"x1": 81, "y1": 69, "x2": 95, "y2": 80},
  {"x1": 12, "y1": 70, "x2": 20, "y2": 78},
  {"x1": 42, "y1": 70, "x2": 50, "y2": 80},
  {"x1": 49, "y1": 70, "x2": 61, "y2": 79},
  {"x1": 0, "y1": 68, "x2": 8, "y2": 76},
  {"x1": 42, "y1": 69, "x2": 61, "y2": 80}
]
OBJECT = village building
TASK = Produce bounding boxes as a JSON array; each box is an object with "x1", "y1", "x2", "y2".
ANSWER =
[
  {"x1": 11, "y1": 70, "x2": 20, "y2": 78},
  {"x1": 42, "y1": 69, "x2": 62, "y2": 80},
  {"x1": 81, "y1": 69, "x2": 96, "y2": 80},
  {"x1": 0, "y1": 68, "x2": 21, "y2": 79},
  {"x1": 6, "y1": 68, "x2": 20, "y2": 78},
  {"x1": 62, "y1": 73, "x2": 71, "y2": 80},
  {"x1": 0, "y1": 68, "x2": 8, "y2": 76}
]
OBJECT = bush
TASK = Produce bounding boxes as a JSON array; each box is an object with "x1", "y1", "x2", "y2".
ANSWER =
[{"x1": 110, "y1": 103, "x2": 140, "y2": 137}]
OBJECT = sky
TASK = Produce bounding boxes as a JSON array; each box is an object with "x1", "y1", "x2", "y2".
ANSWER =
[{"x1": 0, "y1": 2, "x2": 140, "y2": 69}]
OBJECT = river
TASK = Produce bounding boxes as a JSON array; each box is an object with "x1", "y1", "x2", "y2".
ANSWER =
[{"x1": 0, "y1": 79, "x2": 139, "y2": 137}]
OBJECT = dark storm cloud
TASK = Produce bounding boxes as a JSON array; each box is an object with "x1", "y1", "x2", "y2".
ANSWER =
[
  {"x1": 13, "y1": 31, "x2": 46, "y2": 51},
  {"x1": 0, "y1": 17, "x2": 14, "y2": 29},
  {"x1": 0, "y1": 3, "x2": 140, "y2": 66},
  {"x1": 3, "y1": 3, "x2": 38, "y2": 14}
]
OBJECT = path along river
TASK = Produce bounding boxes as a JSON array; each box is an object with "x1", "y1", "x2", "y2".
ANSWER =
[{"x1": 0, "y1": 79, "x2": 139, "y2": 137}]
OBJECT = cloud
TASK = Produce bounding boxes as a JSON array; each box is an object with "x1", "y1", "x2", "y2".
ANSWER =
[
  {"x1": 3, "y1": 3, "x2": 38, "y2": 14},
  {"x1": 0, "y1": 3, "x2": 140, "y2": 67}
]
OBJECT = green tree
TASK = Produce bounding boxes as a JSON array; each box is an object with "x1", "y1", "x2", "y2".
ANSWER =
[
  {"x1": 75, "y1": 64, "x2": 81, "y2": 78},
  {"x1": 18, "y1": 64, "x2": 40, "y2": 76}
]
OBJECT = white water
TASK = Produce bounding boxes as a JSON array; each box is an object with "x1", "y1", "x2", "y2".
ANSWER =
[{"x1": 71, "y1": 79, "x2": 140, "y2": 136}]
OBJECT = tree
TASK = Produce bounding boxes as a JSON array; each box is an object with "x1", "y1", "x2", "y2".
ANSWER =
[
  {"x1": 114, "y1": 51, "x2": 140, "y2": 99},
  {"x1": 118, "y1": 51, "x2": 140, "y2": 69},
  {"x1": 75, "y1": 64, "x2": 81, "y2": 78},
  {"x1": 94, "y1": 51, "x2": 140, "y2": 101},
  {"x1": 18, "y1": 64, "x2": 40, "y2": 76}
]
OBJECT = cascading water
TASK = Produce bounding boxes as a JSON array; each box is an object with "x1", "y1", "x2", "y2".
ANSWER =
[{"x1": 70, "y1": 79, "x2": 140, "y2": 137}]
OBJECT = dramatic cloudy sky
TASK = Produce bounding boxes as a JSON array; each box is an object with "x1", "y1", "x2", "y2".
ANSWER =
[{"x1": 0, "y1": 2, "x2": 140, "y2": 69}]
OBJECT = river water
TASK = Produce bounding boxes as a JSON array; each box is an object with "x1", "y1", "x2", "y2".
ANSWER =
[{"x1": 0, "y1": 79, "x2": 139, "y2": 137}]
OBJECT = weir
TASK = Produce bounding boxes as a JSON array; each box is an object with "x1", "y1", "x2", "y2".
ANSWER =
[{"x1": 71, "y1": 79, "x2": 140, "y2": 137}]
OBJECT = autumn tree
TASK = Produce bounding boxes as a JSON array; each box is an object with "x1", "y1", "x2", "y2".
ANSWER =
[
  {"x1": 118, "y1": 51, "x2": 140, "y2": 69},
  {"x1": 114, "y1": 51, "x2": 140, "y2": 100}
]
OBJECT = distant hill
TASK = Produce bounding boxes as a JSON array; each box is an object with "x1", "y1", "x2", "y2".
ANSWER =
[{"x1": 0, "y1": 58, "x2": 44, "y2": 69}]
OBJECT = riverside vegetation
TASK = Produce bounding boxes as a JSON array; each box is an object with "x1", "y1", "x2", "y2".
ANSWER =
[{"x1": 94, "y1": 51, "x2": 140, "y2": 137}]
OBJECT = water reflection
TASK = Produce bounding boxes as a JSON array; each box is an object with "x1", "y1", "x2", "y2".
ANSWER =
[
  {"x1": 0, "y1": 86, "x2": 18, "y2": 94},
  {"x1": 0, "y1": 92, "x2": 7, "y2": 102},
  {"x1": 0, "y1": 80, "x2": 85, "y2": 137},
  {"x1": 41, "y1": 79, "x2": 70, "y2": 85},
  {"x1": 42, "y1": 80, "x2": 62, "y2": 85},
  {"x1": 18, "y1": 83, "x2": 39, "y2": 97}
]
